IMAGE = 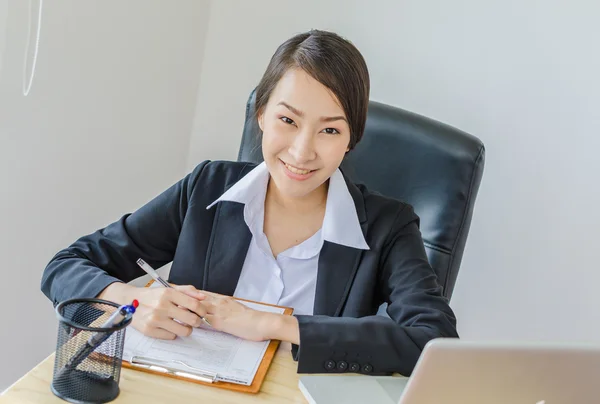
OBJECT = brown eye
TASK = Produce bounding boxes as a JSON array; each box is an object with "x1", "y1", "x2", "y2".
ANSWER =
[
  {"x1": 323, "y1": 128, "x2": 340, "y2": 135},
  {"x1": 280, "y1": 116, "x2": 296, "y2": 126}
]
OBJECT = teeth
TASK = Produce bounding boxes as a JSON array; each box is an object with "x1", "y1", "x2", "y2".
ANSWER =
[{"x1": 285, "y1": 163, "x2": 311, "y2": 175}]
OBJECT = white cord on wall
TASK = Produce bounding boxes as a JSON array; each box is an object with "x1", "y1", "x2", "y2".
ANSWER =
[{"x1": 22, "y1": 0, "x2": 43, "y2": 96}]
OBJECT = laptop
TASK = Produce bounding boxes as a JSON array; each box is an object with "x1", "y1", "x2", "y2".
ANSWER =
[{"x1": 299, "y1": 338, "x2": 600, "y2": 404}]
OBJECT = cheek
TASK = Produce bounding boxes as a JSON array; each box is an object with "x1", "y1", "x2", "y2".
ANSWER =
[
  {"x1": 262, "y1": 123, "x2": 291, "y2": 154},
  {"x1": 319, "y1": 138, "x2": 350, "y2": 165}
]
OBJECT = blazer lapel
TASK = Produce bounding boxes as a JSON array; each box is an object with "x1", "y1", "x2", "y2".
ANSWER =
[
  {"x1": 203, "y1": 201, "x2": 252, "y2": 296},
  {"x1": 313, "y1": 177, "x2": 368, "y2": 317},
  {"x1": 313, "y1": 242, "x2": 363, "y2": 316}
]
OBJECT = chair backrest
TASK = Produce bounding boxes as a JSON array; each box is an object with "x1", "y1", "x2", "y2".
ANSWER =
[{"x1": 238, "y1": 89, "x2": 485, "y2": 299}]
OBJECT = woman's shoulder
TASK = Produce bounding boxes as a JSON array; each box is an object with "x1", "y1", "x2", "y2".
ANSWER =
[
  {"x1": 351, "y1": 181, "x2": 420, "y2": 231},
  {"x1": 185, "y1": 160, "x2": 257, "y2": 202},
  {"x1": 189, "y1": 160, "x2": 256, "y2": 185}
]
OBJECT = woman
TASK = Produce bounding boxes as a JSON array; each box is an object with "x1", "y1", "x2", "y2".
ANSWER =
[{"x1": 42, "y1": 29, "x2": 458, "y2": 376}]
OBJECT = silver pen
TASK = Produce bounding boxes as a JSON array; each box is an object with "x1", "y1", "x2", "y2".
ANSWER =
[{"x1": 136, "y1": 258, "x2": 212, "y2": 327}]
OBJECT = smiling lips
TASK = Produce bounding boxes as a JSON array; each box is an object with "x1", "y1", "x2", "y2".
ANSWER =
[
  {"x1": 284, "y1": 162, "x2": 313, "y2": 175},
  {"x1": 281, "y1": 160, "x2": 317, "y2": 180}
]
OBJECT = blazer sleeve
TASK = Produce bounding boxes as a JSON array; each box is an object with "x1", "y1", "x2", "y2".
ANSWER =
[
  {"x1": 40, "y1": 161, "x2": 209, "y2": 306},
  {"x1": 293, "y1": 204, "x2": 459, "y2": 376}
]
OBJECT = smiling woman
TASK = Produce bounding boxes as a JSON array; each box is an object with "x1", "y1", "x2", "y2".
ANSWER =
[
  {"x1": 260, "y1": 68, "x2": 352, "y2": 201},
  {"x1": 41, "y1": 29, "x2": 458, "y2": 377}
]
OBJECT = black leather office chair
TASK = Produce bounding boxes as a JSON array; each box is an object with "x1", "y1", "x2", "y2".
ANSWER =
[{"x1": 238, "y1": 89, "x2": 485, "y2": 300}]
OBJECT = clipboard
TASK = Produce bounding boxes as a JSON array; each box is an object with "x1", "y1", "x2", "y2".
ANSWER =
[{"x1": 120, "y1": 280, "x2": 294, "y2": 394}]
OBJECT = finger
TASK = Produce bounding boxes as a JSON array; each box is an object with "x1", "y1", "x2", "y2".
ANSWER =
[
  {"x1": 133, "y1": 318, "x2": 177, "y2": 340},
  {"x1": 173, "y1": 285, "x2": 207, "y2": 301},
  {"x1": 198, "y1": 290, "x2": 223, "y2": 299},
  {"x1": 168, "y1": 289, "x2": 209, "y2": 317},
  {"x1": 145, "y1": 327, "x2": 177, "y2": 340},
  {"x1": 161, "y1": 318, "x2": 194, "y2": 337},
  {"x1": 203, "y1": 301, "x2": 218, "y2": 315},
  {"x1": 167, "y1": 304, "x2": 205, "y2": 328}
]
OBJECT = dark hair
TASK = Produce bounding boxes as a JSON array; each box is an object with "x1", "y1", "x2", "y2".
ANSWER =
[{"x1": 254, "y1": 29, "x2": 370, "y2": 150}]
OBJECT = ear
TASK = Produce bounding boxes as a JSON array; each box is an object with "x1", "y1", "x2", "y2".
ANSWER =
[{"x1": 257, "y1": 112, "x2": 264, "y2": 132}]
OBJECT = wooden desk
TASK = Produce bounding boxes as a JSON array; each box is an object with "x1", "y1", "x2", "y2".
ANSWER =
[{"x1": 0, "y1": 343, "x2": 307, "y2": 403}]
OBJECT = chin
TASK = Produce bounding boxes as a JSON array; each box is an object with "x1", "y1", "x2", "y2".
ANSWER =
[{"x1": 273, "y1": 178, "x2": 316, "y2": 198}]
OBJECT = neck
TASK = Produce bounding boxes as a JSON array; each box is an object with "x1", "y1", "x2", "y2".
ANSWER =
[{"x1": 266, "y1": 179, "x2": 328, "y2": 214}]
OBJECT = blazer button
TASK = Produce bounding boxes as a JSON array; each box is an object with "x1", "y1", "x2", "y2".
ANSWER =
[
  {"x1": 337, "y1": 361, "x2": 348, "y2": 372},
  {"x1": 324, "y1": 360, "x2": 336, "y2": 371},
  {"x1": 349, "y1": 363, "x2": 360, "y2": 373},
  {"x1": 362, "y1": 364, "x2": 373, "y2": 373}
]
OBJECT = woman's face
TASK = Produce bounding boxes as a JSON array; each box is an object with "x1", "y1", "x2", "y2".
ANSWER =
[{"x1": 259, "y1": 68, "x2": 351, "y2": 200}]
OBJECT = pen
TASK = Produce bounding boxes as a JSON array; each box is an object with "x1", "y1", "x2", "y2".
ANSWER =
[
  {"x1": 87, "y1": 301, "x2": 137, "y2": 346},
  {"x1": 63, "y1": 300, "x2": 138, "y2": 372},
  {"x1": 136, "y1": 258, "x2": 212, "y2": 327}
]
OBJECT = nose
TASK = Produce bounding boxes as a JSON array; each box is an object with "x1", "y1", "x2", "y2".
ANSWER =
[{"x1": 288, "y1": 129, "x2": 316, "y2": 164}]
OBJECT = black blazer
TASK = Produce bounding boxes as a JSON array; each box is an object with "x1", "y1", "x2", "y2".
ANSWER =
[{"x1": 41, "y1": 160, "x2": 458, "y2": 376}]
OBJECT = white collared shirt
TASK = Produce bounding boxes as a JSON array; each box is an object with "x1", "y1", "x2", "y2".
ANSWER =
[{"x1": 206, "y1": 162, "x2": 369, "y2": 315}]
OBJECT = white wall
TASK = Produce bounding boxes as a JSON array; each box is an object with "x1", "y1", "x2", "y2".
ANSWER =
[
  {"x1": 0, "y1": 0, "x2": 6, "y2": 73},
  {"x1": 189, "y1": 0, "x2": 600, "y2": 343},
  {"x1": 0, "y1": 0, "x2": 209, "y2": 391}
]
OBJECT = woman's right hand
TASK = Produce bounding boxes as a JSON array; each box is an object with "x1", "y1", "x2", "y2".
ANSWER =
[
  {"x1": 98, "y1": 283, "x2": 208, "y2": 340},
  {"x1": 132, "y1": 285, "x2": 209, "y2": 339}
]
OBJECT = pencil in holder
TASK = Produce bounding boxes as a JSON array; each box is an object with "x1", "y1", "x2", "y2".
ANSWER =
[{"x1": 51, "y1": 298, "x2": 132, "y2": 404}]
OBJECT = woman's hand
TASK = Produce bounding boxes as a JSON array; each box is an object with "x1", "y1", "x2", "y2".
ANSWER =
[
  {"x1": 201, "y1": 292, "x2": 278, "y2": 341},
  {"x1": 131, "y1": 285, "x2": 209, "y2": 340},
  {"x1": 202, "y1": 291, "x2": 300, "y2": 344}
]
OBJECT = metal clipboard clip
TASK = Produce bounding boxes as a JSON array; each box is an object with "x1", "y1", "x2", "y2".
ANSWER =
[{"x1": 130, "y1": 355, "x2": 218, "y2": 383}]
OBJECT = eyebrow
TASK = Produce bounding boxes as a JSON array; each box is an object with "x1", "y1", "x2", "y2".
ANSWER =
[{"x1": 277, "y1": 101, "x2": 348, "y2": 123}]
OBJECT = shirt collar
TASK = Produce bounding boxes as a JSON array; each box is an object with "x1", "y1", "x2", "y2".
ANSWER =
[
  {"x1": 206, "y1": 162, "x2": 369, "y2": 250},
  {"x1": 322, "y1": 169, "x2": 370, "y2": 250},
  {"x1": 206, "y1": 162, "x2": 270, "y2": 209}
]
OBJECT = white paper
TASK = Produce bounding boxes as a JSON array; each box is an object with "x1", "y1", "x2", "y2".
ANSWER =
[{"x1": 123, "y1": 300, "x2": 285, "y2": 385}]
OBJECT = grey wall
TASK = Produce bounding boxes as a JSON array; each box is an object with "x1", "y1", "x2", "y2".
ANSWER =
[{"x1": 0, "y1": 0, "x2": 209, "y2": 391}]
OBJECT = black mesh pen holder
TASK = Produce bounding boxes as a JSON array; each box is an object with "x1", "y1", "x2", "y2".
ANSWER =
[{"x1": 51, "y1": 298, "x2": 132, "y2": 404}]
